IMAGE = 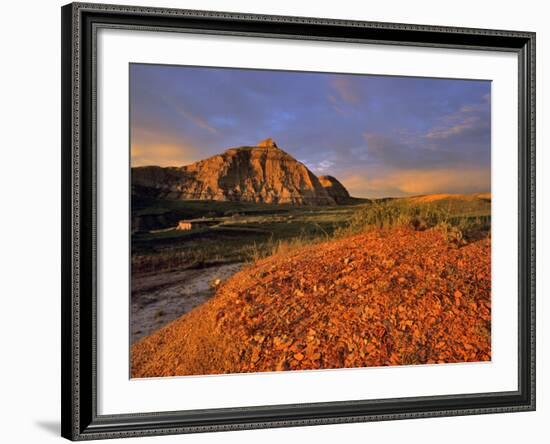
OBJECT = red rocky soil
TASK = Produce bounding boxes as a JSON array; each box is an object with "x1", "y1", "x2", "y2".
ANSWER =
[{"x1": 131, "y1": 228, "x2": 491, "y2": 377}]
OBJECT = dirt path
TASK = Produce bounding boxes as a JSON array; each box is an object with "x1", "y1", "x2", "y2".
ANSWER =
[{"x1": 131, "y1": 263, "x2": 243, "y2": 343}]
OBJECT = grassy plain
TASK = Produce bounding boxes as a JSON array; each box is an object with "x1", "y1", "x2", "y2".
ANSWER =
[{"x1": 131, "y1": 194, "x2": 490, "y2": 276}]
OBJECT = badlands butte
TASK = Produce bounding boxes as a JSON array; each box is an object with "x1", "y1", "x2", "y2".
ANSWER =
[
  {"x1": 132, "y1": 138, "x2": 351, "y2": 206},
  {"x1": 130, "y1": 138, "x2": 492, "y2": 376}
]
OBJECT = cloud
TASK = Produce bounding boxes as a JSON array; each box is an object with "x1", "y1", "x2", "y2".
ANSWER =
[
  {"x1": 362, "y1": 132, "x2": 420, "y2": 167},
  {"x1": 308, "y1": 159, "x2": 335, "y2": 173},
  {"x1": 360, "y1": 95, "x2": 490, "y2": 172},
  {"x1": 162, "y1": 95, "x2": 218, "y2": 134},
  {"x1": 383, "y1": 168, "x2": 490, "y2": 195},
  {"x1": 426, "y1": 98, "x2": 490, "y2": 141},
  {"x1": 361, "y1": 131, "x2": 448, "y2": 169},
  {"x1": 330, "y1": 76, "x2": 363, "y2": 104},
  {"x1": 131, "y1": 143, "x2": 194, "y2": 167},
  {"x1": 340, "y1": 167, "x2": 490, "y2": 198},
  {"x1": 327, "y1": 95, "x2": 345, "y2": 114},
  {"x1": 130, "y1": 127, "x2": 201, "y2": 167},
  {"x1": 210, "y1": 116, "x2": 238, "y2": 128},
  {"x1": 425, "y1": 115, "x2": 481, "y2": 140},
  {"x1": 173, "y1": 104, "x2": 218, "y2": 134}
]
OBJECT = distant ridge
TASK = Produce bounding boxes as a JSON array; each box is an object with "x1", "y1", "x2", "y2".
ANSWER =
[
  {"x1": 407, "y1": 193, "x2": 491, "y2": 203},
  {"x1": 132, "y1": 139, "x2": 351, "y2": 206}
]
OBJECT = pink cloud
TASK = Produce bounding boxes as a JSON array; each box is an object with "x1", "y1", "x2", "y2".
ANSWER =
[
  {"x1": 131, "y1": 126, "x2": 201, "y2": 167},
  {"x1": 330, "y1": 77, "x2": 362, "y2": 104},
  {"x1": 340, "y1": 167, "x2": 490, "y2": 198}
]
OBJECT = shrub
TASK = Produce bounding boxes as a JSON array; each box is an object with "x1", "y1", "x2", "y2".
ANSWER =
[{"x1": 334, "y1": 200, "x2": 489, "y2": 243}]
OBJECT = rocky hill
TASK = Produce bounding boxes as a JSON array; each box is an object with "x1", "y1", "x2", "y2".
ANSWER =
[
  {"x1": 131, "y1": 228, "x2": 491, "y2": 377},
  {"x1": 318, "y1": 175, "x2": 351, "y2": 204},
  {"x1": 132, "y1": 138, "x2": 350, "y2": 205}
]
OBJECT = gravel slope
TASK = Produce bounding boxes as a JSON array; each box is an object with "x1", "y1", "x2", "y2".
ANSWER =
[{"x1": 131, "y1": 228, "x2": 491, "y2": 378}]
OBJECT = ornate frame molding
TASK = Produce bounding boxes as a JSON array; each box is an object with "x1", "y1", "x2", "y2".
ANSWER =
[{"x1": 61, "y1": 3, "x2": 535, "y2": 440}]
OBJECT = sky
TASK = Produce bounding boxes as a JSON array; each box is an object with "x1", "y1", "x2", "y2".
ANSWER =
[{"x1": 130, "y1": 63, "x2": 491, "y2": 198}]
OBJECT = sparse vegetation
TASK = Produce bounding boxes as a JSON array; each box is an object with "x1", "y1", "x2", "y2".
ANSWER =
[
  {"x1": 334, "y1": 199, "x2": 490, "y2": 242},
  {"x1": 131, "y1": 195, "x2": 490, "y2": 276}
]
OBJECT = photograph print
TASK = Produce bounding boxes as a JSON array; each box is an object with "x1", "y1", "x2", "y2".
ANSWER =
[{"x1": 129, "y1": 64, "x2": 491, "y2": 378}]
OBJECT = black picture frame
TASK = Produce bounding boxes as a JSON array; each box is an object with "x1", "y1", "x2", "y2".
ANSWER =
[{"x1": 61, "y1": 2, "x2": 536, "y2": 440}]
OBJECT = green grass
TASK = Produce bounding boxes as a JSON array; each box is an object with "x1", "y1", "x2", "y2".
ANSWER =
[
  {"x1": 334, "y1": 199, "x2": 490, "y2": 242},
  {"x1": 134, "y1": 197, "x2": 300, "y2": 218},
  {"x1": 131, "y1": 196, "x2": 490, "y2": 276}
]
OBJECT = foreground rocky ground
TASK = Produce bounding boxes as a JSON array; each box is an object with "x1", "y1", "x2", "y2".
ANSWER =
[{"x1": 131, "y1": 228, "x2": 491, "y2": 377}]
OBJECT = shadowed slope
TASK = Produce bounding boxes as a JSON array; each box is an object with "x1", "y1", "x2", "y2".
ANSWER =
[{"x1": 318, "y1": 175, "x2": 351, "y2": 204}]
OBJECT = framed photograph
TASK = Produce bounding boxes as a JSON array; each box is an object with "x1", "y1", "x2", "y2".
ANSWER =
[{"x1": 61, "y1": 2, "x2": 536, "y2": 440}]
